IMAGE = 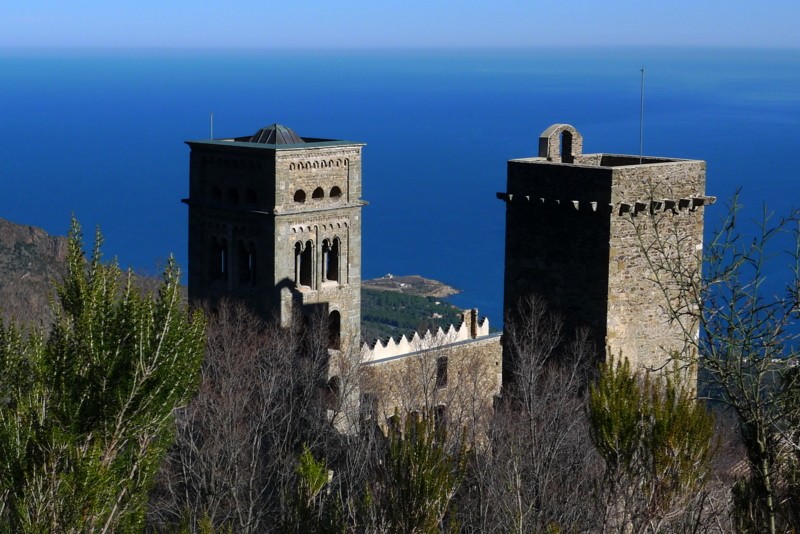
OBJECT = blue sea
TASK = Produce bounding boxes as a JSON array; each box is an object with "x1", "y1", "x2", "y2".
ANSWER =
[{"x1": 1, "y1": 48, "x2": 799, "y2": 325}]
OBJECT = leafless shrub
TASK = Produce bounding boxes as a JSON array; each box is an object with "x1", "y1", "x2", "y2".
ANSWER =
[
  {"x1": 147, "y1": 299, "x2": 347, "y2": 532},
  {"x1": 456, "y1": 295, "x2": 603, "y2": 532},
  {"x1": 633, "y1": 195, "x2": 800, "y2": 533}
]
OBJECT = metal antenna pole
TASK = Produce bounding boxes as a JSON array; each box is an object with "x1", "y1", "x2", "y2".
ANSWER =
[{"x1": 639, "y1": 67, "x2": 645, "y2": 164}]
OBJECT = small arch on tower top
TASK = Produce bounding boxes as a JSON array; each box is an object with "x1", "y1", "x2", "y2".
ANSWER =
[{"x1": 538, "y1": 123, "x2": 583, "y2": 163}]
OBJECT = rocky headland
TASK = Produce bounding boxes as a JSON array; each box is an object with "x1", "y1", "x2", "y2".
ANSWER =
[{"x1": 362, "y1": 274, "x2": 460, "y2": 298}]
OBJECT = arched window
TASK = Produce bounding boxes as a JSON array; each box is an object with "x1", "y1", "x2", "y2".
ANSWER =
[
  {"x1": 227, "y1": 188, "x2": 240, "y2": 204},
  {"x1": 436, "y1": 356, "x2": 448, "y2": 388},
  {"x1": 560, "y1": 130, "x2": 574, "y2": 164},
  {"x1": 327, "y1": 375, "x2": 341, "y2": 410},
  {"x1": 245, "y1": 189, "x2": 257, "y2": 204},
  {"x1": 322, "y1": 238, "x2": 340, "y2": 283},
  {"x1": 238, "y1": 240, "x2": 256, "y2": 286},
  {"x1": 294, "y1": 189, "x2": 306, "y2": 203},
  {"x1": 295, "y1": 240, "x2": 314, "y2": 288},
  {"x1": 434, "y1": 404, "x2": 448, "y2": 434},
  {"x1": 294, "y1": 242, "x2": 301, "y2": 285},
  {"x1": 328, "y1": 310, "x2": 341, "y2": 350},
  {"x1": 312, "y1": 187, "x2": 324, "y2": 200},
  {"x1": 330, "y1": 186, "x2": 342, "y2": 200},
  {"x1": 209, "y1": 237, "x2": 228, "y2": 281}
]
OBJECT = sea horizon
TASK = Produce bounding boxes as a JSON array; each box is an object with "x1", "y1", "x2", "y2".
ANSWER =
[{"x1": 2, "y1": 47, "x2": 798, "y2": 325}]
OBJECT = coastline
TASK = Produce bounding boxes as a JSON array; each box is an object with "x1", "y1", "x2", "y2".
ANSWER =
[{"x1": 362, "y1": 274, "x2": 460, "y2": 299}]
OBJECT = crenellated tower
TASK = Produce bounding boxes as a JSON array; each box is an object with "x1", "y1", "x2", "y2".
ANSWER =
[{"x1": 498, "y1": 124, "x2": 713, "y2": 384}]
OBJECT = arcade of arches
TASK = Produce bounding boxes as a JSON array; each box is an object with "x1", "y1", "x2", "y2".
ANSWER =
[{"x1": 294, "y1": 237, "x2": 343, "y2": 290}]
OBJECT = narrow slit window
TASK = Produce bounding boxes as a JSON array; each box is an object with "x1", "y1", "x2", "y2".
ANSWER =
[
  {"x1": 238, "y1": 240, "x2": 256, "y2": 286},
  {"x1": 328, "y1": 310, "x2": 341, "y2": 350},
  {"x1": 210, "y1": 237, "x2": 228, "y2": 281},
  {"x1": 436, "y1": 356, "x2": 448, "y2": 388},
  {"x1": 219, "y1": 239, "x2": 228, "y2": 281},
  {"x1": 327, "y1": 376, "x2": 341, "y2": 410},
  {"x1": 434, "y1": 404, "x2": 447, "y2": 434}
]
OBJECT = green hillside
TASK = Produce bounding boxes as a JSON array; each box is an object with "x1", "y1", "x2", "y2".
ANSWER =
[{"x1": 360, "y1": 288, "x2": 463, "y2": 344}]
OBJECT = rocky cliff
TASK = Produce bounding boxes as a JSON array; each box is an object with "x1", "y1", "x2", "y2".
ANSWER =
[{"x1": 0, "y1": 218, "x2": 67, "y2": 326}]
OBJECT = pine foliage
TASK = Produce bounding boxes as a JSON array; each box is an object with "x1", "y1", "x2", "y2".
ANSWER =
[
  {"x1": 370, "y1": 412, "x2": 467, "y2": 533},
  {"x1": 588, "y1": 358, "x2": 715, "y2": 527},
  {"x1": 0, "y1": 219, "x2": 205, "y2": 533}
]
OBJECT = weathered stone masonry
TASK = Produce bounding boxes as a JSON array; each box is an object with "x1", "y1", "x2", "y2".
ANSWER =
[
  {"x1": 185, "y1": 121, "x2": 709, "y2": 435},
  {"x1": 499, "y1": 124, "x2": 713, "y2": 381},
  {"x1": 184, "y1": 125, "x2": 365, "y2": 354}
]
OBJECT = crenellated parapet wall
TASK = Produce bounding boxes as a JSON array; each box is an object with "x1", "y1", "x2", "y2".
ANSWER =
[{"x1": 361, "y1": 309, "x2": 491, "y2": 363}]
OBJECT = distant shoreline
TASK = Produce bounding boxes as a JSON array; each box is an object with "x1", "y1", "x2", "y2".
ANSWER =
[{"x1": 362, "y1": 274, "x2": 460, "y2": 299}]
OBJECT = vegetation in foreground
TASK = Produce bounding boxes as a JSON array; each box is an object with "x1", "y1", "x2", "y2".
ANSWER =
[
  {"x1": 0, "y1": 220, "x2": 205, "y2": 532},
  {"x1": 0, "y1": 198, "x2": 799, "y2": 532}
]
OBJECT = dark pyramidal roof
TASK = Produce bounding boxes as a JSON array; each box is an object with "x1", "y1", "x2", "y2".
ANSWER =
[{"x1": 249, "y1": 124, "x2": 304, "y2": 144}]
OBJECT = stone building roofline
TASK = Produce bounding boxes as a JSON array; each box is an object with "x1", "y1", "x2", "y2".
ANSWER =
[
  {"x1": 249, "y1": 123, "x2": 304, "y2": 144},
  {"x1": 533, "y1": 123, "x2": 703, "y2": 167},
  {"x1": 509, "y1": 153, "x2": 705, "y2": 168},
  {"x1": 362, "y1": 332, "x2": 502, "y2": 367},
  {"x1": 538, "y1": 123, "x2": 583, "y2": 162},
  {"x1": 186, "y1": 138, "x2": 365, "y2": 151},
  {"x1": 187, "y1": 122, "x2": 364, "y2": 151},
  {"x1": 361, "y1": 309, "x2": 492, "y2": 364},
  {"x1": 496, "y1": 192, "x2": 716, "y2": 215}
]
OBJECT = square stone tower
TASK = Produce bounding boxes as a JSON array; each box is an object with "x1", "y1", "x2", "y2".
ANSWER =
[
  {"x1": 498, "y1": 124, "x2": 713, "y2": 381},
  {"x1": 185, "y1": 124, "x2": 365, "y2": 352}
]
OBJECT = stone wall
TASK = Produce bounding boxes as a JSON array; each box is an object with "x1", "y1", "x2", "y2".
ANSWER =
[
  {"x1": 186, "y1": 135, "x2": 365, "y2": 353},
  {"x1": 361, "y1": 333, "x2": 502, "y2": 443},
  {"x1": 500, "y1": 124, "x2": 710, "y2": 380},
  {"x1": 275, "y1": 147, "x2": 362, "y2": 211},
  {"x1": 361, "y1": 309, "x2": 491, "y2": 362},
  {"x1": 274, "y1": 144, "x2": 364, "y2": 349},
  {"x1": 501, "y1": 161, "x2": 613, "y2": 381},
  {"x1": 606, "y1": 158, "x2": 708, "y2": 372},
  {"x1": 186, "y1": 145, "x2": 280, "y2": 317}
]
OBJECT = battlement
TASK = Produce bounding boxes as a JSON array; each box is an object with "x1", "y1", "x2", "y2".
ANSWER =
[
  {"x1": 361, "y1": 309, "x2": 491, "y2": 363},
  {"x1": 501, "y1": 123, "x2": 709, "y2": 380},
  {"x1": 496, "y1": 193, "x2": 716, "y2": 215}
]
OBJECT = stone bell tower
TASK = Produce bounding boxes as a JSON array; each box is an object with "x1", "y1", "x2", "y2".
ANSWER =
[
  {"x1": 498, "y1": 124, "x2": 713, "y2": 383},
  {"x1": 184, "y1": 124, "x2": 365, "y2": 353}
]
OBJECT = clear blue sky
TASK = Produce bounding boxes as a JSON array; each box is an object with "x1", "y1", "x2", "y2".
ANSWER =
[{"x1": 2, "y1": 0, "x2": 798, "y2": 49}]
